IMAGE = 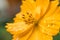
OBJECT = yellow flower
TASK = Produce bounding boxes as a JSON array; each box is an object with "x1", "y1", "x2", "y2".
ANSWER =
[{"x1": 5, "y1": 0, "x2": 60, "y2": 40}]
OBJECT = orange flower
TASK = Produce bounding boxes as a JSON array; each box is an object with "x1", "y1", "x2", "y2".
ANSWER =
[{"x1": 5, "y1": 0, "x2": 60, "y2": 40}]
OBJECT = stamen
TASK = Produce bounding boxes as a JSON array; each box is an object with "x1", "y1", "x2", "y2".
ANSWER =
[
  {"x1": 29, "y1": 15, "x2": 32, "y2": 18},
  {"x1": 29, "y1": 14, "x2": 32, "y2": 18},
  {"x1": 27, "y1": 13, "x2": 29, "y2": 15},
  {"x1": 22, "y1": 14, "x2": 25, "y2": 19},
  {"x1": 22, "y1": 17, "x2": 25, "y2": 19},
  {"x1": 22, "y1": 14, "x2": 25, "y2": 16},
  {"x1": 21, "y1": 12, "x2": 35, "y2": 24}
]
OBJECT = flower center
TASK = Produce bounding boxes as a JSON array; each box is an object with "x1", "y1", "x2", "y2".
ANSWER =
[
  {"x1": 21, "y1": 6, "x2": 41, "y2": 25},
  {"x1": 22, "y1": 12, "x2": 36, "y2": 24}
]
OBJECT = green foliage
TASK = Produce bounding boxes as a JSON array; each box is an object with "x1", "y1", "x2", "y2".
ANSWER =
[
  {"x1": 0, "y1": 19, "x2": 13, "y2": 40},
  {"x1": 0, "y1": 24, "x2": 12, "y2": 40},
  {"x1": 53, "y1": 32, "x2": 60, "y2": 40}
]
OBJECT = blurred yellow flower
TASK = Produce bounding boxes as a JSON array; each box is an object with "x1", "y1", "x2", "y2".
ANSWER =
[{"x1": 5, "y1": 0, "x2": 60, "y2": 40}]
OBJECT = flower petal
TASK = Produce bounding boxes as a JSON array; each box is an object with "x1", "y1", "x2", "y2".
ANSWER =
[
  {"x1": 39, "y1": 7, "x2": 60, "y2": 36},
  {"x1": 36, "y1": 0, "x2": 50, "y2": 13},
  {"x1": 20, "y1": 1, "x2": 41, "y2": 20},
  {"x1": 44, "y1": 0, "x2": 59, "y2": 17},
  {"x1": 28, "y1": 28, "x2": 53, "y2": 40},
  {"x1": 12, "y1": 27, "x2": 34, "y2": 40},
  {"x1": 5, "y1": 22, "x2": 33, "y2": 35}
]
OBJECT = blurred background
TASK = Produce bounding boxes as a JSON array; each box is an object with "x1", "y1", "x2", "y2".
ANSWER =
[
  {"x1": 0, "y1": 0, "x2": 60, "y2": 40},
  {"x1": 0, "y1": 0, "x2": 22, "y2": 40}
]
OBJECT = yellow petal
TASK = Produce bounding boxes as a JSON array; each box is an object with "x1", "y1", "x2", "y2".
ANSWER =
[
  {"x1": 39, "y1": 33, "x2": 53, "y2": 40},
  {"x1": 36, "y1": 0, "x2": 50, "y2": 13},
  {"x1": 12, "y1": 27, "x2": 34, "y2": 40},
  {"x1": 52, "y1": 7, "x2": 60, "y2": 20},
  {"x1": 20, "y1": 27, "x2": 34, "y2": 40},
  {"x1": 21, "y1": 0, "x2": 36, "y2": 12},
  {"x1": 29, "y1": 28, "x2": 53, "y2": 40},
  {"x1": 5, "y1": 22, "x2": 33, "y2": 35},
  {"x1": 39, "y1": 7, "x2": 60, "y2": 36},
  {"x1": 28, "y1": 28, "x2": 41, "y2": 40},
  {"x1": 39, "y1": 24, "x2": 59, "y2": 36},
  {"x1": 44, "y1": 0, "x2": 59, "y2": 17}
]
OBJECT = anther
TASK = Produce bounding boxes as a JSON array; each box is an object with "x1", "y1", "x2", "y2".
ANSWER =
[
  {"x1": 22, "y1": 14, "x2": 25, "y2": 16},
  {"x1": 29, "y1": 14, "x2": 32, "y2": 17},
  {"x1": 29, "y1": 15, "x2": 32, "y2": 18},
  {"x1": 22, "y1": 17, "x2": 25, "y2": 19},
  {"x1": 27, "y1": 12, "x2": 29, "y2": 15}
]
